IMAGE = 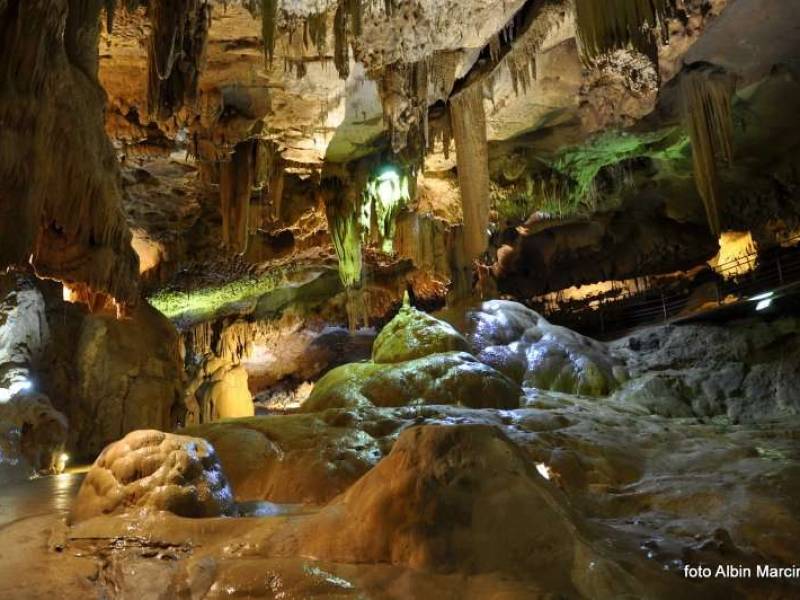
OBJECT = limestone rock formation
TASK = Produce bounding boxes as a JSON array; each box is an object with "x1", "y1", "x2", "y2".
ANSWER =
[
  {"x1": 184, "y1": 356, "x2": 254, "y2": 425},
  {"x1": 371, "y1": 299, "x2": 469, "y2": 363},
  {"x1": 183, "y1": 408, "x2": 400, "y2": 504},
  {"x1": 0, "y1": 0, "x2": 139, "y2": 305},
  {"x1": 254, "y1": 424, "x2": 644, "y2": 598},
  {"x1": 467, "y1": 300, "x2": 627, "y2": 396},
  {"x1": 71, "y1": 430, "x2": 234, "y2": 523},
  {"x1": 0, "y1": 393, "x2": 68, "y2": 477},
  {"x1": 613, "y1": 316, "x2": 800, "y2": 421},
  {"x1": 303, "y1": 301, "x2": 521, "y2": 411},
  {"x1": 303, "y1": 351, "x2": 521, "y2": 411}
]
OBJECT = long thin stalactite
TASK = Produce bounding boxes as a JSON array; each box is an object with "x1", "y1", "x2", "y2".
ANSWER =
[{"x1": 681, "y1": 64, "x2": 736, "y2": 235}]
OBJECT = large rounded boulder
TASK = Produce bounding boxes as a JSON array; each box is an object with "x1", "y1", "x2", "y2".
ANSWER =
[
  {"x1": 467, "y1": 300, "x2": 627, "y2": 396},
  {"x1": 71, "y1": 430, "x2": 234, "y2": 522},
  {"x1": 302, "y1": 352, "x2": 520, "y2": 411}
]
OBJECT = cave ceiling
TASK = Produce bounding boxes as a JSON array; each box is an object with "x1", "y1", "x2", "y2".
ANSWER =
[{"x1": 2, "y1": 0, "x2": 800, "y2": 316}]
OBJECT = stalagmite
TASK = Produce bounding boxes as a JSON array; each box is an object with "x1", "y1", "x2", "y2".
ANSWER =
[
  {"x1": 147, "y1": 0, "x2": 211, "y2": 119},
  {"x1": 220, "y1": 141, "x2": 256, "y2": 254},
  {"x1": 573, "y1": 0, "x2": 669, "y2": 65},
  {"x1": 450, "y1": 84, "x2": 490, "y2": 261},
  {"x1": 681, "y1": 64, "x2": 736, "y2": 235}
]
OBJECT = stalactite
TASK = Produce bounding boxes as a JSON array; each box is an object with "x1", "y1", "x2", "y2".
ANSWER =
[
  {"x1": 681, "y1": 64, "x2": 736, "y2": 235},
  {"x1": 0, "y1": 0, "x2": 139, "y2": 305},
  {"x1": 486, "y1": 3, "x2": 566, "y2": 99},
  {"x1": 259, "y1": 141, "x2": 285, "y2": 224},
  {"x1": 323, "y1": 179, "x2": 363, "y2": 290},
  {"x1": 147, "y1": 0, "x2": 211, "y2": 120},
  {"x1": 573, "y1": 0, "x2": 669, "y2": 65},
  {"x1": 427, "y1": 104, "x2": 453, "y2": 161},
  {"x1": 430, "y1": 51, "x2": 459, "y2": 103},
  {"x1": 450, "y1": 84, "x2": 490, "y2": 261},
  {"x1": 333, "y1": 1, "x2": 350, "y2": 79},
  {"x1": 362, "y1": 170, "x2": 411, "y2": 254},
  {"x1": 305, "y1": 11, "x2": 327, "y2": 56},
  {"x1": 377, "y1": 60, "x2": 430, "y2": 162},
  {"x1": 260, "y1": 0, "x2": 279, "y2": 63},
  {"x1": 220, "y1": 140, "x2": 257, "y2": 255}
]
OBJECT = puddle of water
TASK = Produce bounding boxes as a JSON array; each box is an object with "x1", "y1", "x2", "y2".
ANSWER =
[
  {"x1": 0, "y1": 472, "x2": 84, "y2": 527},
  {"x1": 236, "y1": 500, "x2": 305, "y2": 517}
]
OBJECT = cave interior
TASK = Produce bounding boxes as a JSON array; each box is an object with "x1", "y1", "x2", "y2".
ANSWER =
[{"x1": 1, "y1": 0, "x2": 800, "y2": 598}]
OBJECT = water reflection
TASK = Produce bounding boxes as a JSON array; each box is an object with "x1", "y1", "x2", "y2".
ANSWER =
[{"x1": 0, "y1": 472, "x2": 84, "y2": 527}]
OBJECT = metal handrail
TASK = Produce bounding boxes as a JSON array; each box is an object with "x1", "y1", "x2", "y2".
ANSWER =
[{"x1": 540, "y1": 236, "x2": 800, "y2": 336}]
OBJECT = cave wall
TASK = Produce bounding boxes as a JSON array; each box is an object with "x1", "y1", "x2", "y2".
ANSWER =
[{"x1": 0, "y1": 0, "x2": 139, "y2": 304}]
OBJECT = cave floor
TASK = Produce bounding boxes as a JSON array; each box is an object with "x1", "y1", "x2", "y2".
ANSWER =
[{"x1": 2, "y1": 390, "x2": 799, "y2": 599}]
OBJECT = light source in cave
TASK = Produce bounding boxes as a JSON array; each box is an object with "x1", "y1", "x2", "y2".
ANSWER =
[
  {"x1": 0, "y1": 379, "x2": 32, "y2": 403},
  {"x1": 56, "y1": 453, "x2": 70, "y2": 474},
  {"x1": 535, "y1": 462, "x2": 552, "y2": 481},
  {"x1": 362, "y1": 167, "x2": 411, "y2": 254},
  {"x1": 755, "y1": 298, "x2": 773, "y2": 311},
  {"x1": 709, "y1": 231, "x2": 756, "y2": 279}
]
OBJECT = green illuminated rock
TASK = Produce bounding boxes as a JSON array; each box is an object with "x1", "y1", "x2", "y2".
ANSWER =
[
  {"x1": 372, "y1": 299, "x2": 470, "y2": 364},
  {"x1": 302, "y1": 351, "x2": 521, "y2": 412}
]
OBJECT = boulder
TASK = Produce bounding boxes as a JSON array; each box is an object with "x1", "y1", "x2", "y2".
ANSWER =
[
  {"x1": 71, "y1": 430, "x2": 234, "y2": 522},
  {"x1": 467, "y1": 300, "x2": 626, "y2": 396},
  {"x1": 302, "y1": 352, "x2": 520, "y2": 412},
  {"x1": 372, "y1": 301, "x2": 470, "y2": 364},
  {"x1": 183, "y1": 409, "x2": 400, "y2": 505},
  {"x1": 257, "y1": 424, "x2": 641, "y2": 598}
]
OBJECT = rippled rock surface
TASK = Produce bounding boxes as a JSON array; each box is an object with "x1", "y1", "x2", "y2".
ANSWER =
[
  {"x1": 71, "y1": 430, "x2": 233, "y2": 522},
  {"x1": 467, "y1": 300, "x2": 627, "y2": 395}
]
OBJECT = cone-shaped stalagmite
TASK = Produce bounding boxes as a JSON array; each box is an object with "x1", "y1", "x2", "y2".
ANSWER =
[
  {"x1": 450, "y1": 84, "x2": 490, "y2": 261},
  {"x1": 681, "y1": 64, "x2": 736, "y2": 235}
]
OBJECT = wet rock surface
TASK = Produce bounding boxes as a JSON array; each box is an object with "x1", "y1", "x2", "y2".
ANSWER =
[
  {"x1": 613, "y1": 316, "x2": 800, "y2": 421},
  {"x1": 71, "y1": 430, "x2": 234, "y2": 523},
  {"x1": 467, "y1": 300, "x2": 627, "y2": 395},
  {"x1": 3, "y1": 303, "x2": 800, "y2": 598},
  {"x1": 302, "y1": 305, "x2": 522, "y2": 411}
]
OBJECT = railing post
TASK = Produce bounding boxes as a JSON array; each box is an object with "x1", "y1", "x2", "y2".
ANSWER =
[
  {"x1": 777, "y1": 256, "x2": 784, "y2": 286},
  {"x1": 599, "y1": 301, "x2": 605, "y2": 334},
  {"x1": 661, "y1": 292, "x2": 668, "y2": 322}
]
